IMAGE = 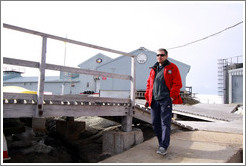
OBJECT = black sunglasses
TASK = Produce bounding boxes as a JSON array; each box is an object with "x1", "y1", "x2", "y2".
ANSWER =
[{"x1": 156, "y1": 54, "x2": 166, "y2": 57}]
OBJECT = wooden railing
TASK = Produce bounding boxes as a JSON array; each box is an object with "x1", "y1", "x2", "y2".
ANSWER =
[
  {"x1": 3, "y1": 57, "x2": 131, "y2": 80},
  {"x1": 3, "y1": 23, "x2": 136, "y2": 132}
]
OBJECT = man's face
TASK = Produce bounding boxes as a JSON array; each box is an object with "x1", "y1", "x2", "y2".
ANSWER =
[{"x1": 156, "y1": 50, "x2": 168, "y2": 64}]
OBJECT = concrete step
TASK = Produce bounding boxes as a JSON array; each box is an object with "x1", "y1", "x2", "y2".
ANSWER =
[{"x1": 100, "y1": 130, "x2": 243, "y2": 163}]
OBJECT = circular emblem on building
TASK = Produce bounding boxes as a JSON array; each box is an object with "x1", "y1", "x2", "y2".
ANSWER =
[
  {"x1": 137, "y1": 53, "x2": 147, "y2": 64},
  {"x1": 96, "y1": 58, "x2": 103, "y2": 63}
]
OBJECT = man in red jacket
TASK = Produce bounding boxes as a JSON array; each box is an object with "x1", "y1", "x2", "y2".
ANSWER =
[{"x1": 145, "y1": 48, "x2": 183, "y2": 156}]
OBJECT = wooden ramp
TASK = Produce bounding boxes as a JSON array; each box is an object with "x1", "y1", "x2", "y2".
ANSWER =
[
  {"x1": 173, "y1": 104, "x2": 240, "y2": 122},
  {"x1": 172, "y1": 120, "x2": 243, "y2": 134},
  {"x1": 133, "y1": 105, "x2": 151, "y2": 124},
  {"x1": 134, "y1": 100, "x2": 243, "y2": 133}
]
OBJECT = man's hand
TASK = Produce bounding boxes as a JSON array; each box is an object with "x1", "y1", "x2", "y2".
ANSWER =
[
  {"x1": 171, "y1": 97, "x2": 174, "y2": 101},
  {"x1": 145, "y1": 101, "x2": 149, "y2": 108}
]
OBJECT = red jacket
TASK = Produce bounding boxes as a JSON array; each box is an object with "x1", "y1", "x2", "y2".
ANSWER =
[{"x1": 145, "y1": 61, "x2": 183, "y2": 106}]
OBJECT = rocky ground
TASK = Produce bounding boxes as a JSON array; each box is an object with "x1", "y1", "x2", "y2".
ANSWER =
[
  {"x1": 3, "y1": 117, "x2": 156, "y2": 163},
  {"x1": 181, "y1": 95, "x2": 200, "y2": 105}
]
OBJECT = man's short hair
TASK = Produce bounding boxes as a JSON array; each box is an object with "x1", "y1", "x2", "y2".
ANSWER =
[{"x1": 158, "y1": 48, "x2": 168, "y2": 55}]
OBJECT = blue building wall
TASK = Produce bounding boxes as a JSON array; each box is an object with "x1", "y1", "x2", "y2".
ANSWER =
[
  {"x1": 77, "y1": 53, "x2": 113, "y2": 93},
  {"x1": 3, "y1": 48, "x2": 190, "y2": 95},
  {"x1": 97, "y1": 47, "x2": 190, "y2": 92},
  {"x1": 3, "y1": 53, "x2": 112, "y2": 94},
  {"x1": 3, "y1": 71, "x2": 21, "y2": 81}
]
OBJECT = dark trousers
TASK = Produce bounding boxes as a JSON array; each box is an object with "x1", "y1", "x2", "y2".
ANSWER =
[{"x1": 151, "y1": 98, "x2": 172, "y2": 149}]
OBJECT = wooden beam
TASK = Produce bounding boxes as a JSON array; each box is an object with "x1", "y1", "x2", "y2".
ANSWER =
[
  {"x1": 133, "y1": 106, "x2": 151, "y2": 124},
  {"x1": 130, "y1": 56, "x2": 136, "y2": 110},
  {"x1": 121, "y1": 56, "x2": 136, "y2": 132},
  {"x1": 172, "y1": 110, "x2": 220, "y2": 122},
  {"x1": 3, "y1": 93, "x2": 37, "y2": 100},
  {"x1": 36, "y1": 37, "x2": 47, "y2": 117},
  {"x1": 43, "y1": 94, "x2": 130, "y2": 103},
  {"x1": 3, "y1": 23, "x2": 135, "y2": 57},
  {"x1": 3, "y1": 93, "x2": 130, "y2": 103},
  {"x1": 3, "y1": 57, "x2": 40, "y2": 68},
  {"x1": 3, "y1": 104, "x2": 36, "y2": 118},
  {"x1": 45, "y1": 63, "x2": 131, "y2": 80},
  {"x1": 3, "y1": 104, "x2": 128, "y2": 118},
  {"x1": 3, "y1": 57, "x2": 131, "y2": 80}
]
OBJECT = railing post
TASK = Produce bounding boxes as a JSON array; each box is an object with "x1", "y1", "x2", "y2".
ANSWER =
[
  {"x1": 121, "y1": 56, "x2": 135, "y2": 132},
  {"x1": 35, "y1": 36, "x2": 47, "y2": 117}
]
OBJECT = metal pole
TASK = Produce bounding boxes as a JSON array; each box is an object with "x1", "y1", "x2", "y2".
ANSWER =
[
  {"x1": 223, "y1": 60, "x2": 229, "y2": 104},
  {"x1": 228, "y1": 70, "x2": 232, "y2": 104},
  {"x1": 36, "y1": 37, "x2": 47, "y2": 117}
]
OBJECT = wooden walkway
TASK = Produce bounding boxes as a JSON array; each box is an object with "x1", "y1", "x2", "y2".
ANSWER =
[
  {"x1": 3, "y1": 93, "x2": 131, "y2": 118},
  {"x1": 3, "y1": 23, "x2": 137, "y2": 132}
]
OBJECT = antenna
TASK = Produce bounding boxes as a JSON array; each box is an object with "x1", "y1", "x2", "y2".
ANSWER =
[{"x1": 61, "y1": 34, "x2": 67, "y2": 95}]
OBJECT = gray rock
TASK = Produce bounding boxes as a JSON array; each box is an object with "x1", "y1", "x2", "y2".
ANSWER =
[{"x1": 21, "y1": 140, "x2": 54, "y2": 155}]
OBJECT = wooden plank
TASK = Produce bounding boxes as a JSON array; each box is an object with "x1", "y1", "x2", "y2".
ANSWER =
[
  {"x1": 3, "y1": 57, "x2": 131, "y2": 80},
  {"x1": 130, "y1": 56, "x2": 136, "y2": 108},
  {"x1": 122, "y1": 56, "x2": 136, "y2": 132},
  {"x1": 133, "y1": 107, "x2": 151, "y2": 124},
  {"x1": 43, "y1": 94, "x2": 130, "y2": 103},
  {"x1": 171, "y1": 120, "x2": 197, "y2": 131},
  {"x1": 3, "y1": 23, "x2": 135, "y2": 57},
  {"x1": 3, "y1": 104, "x2": 36, "y2": 118},
  {"x1": 3, "y1": 93, "x2": 130, "y2": 103},
  {"x1": 45, "y1": 63, "x2": 131, "y2": 80},
  {"x1": 36, "y1": 36, "x2": 47, "y2": 117},
  {"x1": 43, "y1": 105, "x2": 128, "y2": 117},
  {"x1": 3, "y1": 93, "x2": 37, "y2": 100},
  {"x1": 3, "y1": 57, "x2": 40, "y2": 68},
  {"x1": 173, "y1": 104, "x2": 240, "y2": 122},
  {"x1": 174, "y1": 120, "x2": 243, "y2": 134},
  {"x1": 172, "y1": 110, "x2": 221, "y2": 122},
  {"x1": 3, "y1": 104, "x2": 128, "y2": 118}
]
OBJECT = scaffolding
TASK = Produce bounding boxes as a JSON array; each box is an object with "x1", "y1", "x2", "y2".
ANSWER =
[
  {"x1": 217, "y1": 59, "x2": 228, "y2": 103},
  {"x1": 217, "y1": 56, "x2": 243, "y2": 103}
]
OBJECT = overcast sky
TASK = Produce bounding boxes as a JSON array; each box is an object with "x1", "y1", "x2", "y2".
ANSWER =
[{"x1": 1, "y1": 1, "x2": 244, "y2": 95}]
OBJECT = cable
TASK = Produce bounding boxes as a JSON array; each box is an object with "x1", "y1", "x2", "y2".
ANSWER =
[{"x1": 166, "y1": 21, "x2": 243, "y2": 50}]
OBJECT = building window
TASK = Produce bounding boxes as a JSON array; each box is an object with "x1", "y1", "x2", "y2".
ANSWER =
[{"x1": 87, "y1": 82, "x2": 89, "y2": 88}]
